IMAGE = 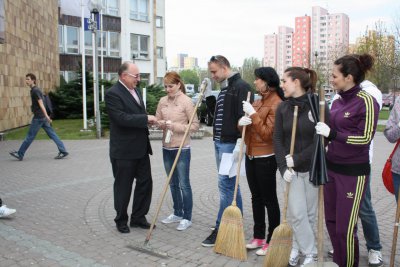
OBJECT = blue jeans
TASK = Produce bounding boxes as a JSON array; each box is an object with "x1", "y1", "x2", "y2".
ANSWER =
[
  {"x1": 163, "y1": 148, "x2": 193, "y2": 221},
  {"x1": 358, "y1": 173, "x2": 382, "y2": 251},
  {"x1": 18, "y1": 117, "x2": 67, "y2": 158},
  {"x1": 393, "y1": 172, "x2": 400, "y2": 202},
  {"x1": 214, "y1": 141, "x2": 243, "y2": 229}
]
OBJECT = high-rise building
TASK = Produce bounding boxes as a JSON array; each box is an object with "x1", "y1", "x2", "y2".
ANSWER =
[
  {"x1": 183, "y1": 56, "x2": 198, "y2": 69},
  {"x1": 277, "y1": 26, "x2": 293, "y2": 77},
  {"x1": 169, "y1": 53, "x2": 199, "y2": 70},
  {"x1": 263, "y1": 33, "x2": 278, "y2": 69},
  {"x1": 292, "y1": 15, "x2": 311, "y2": 68},
  {"x1": 311, "y1": 6, "x2": 349, "y2": 72},
  {"x1": 58, "y1": 0, "x2": 166, "y2": 85},
  {"x1": 263, "y1": 6, "x2": 349, "y2": 82}
]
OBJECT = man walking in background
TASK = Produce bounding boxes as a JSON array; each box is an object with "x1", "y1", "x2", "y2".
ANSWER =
[{"x1": 9, "y1": 73, "x2": 68, "y2": 161}]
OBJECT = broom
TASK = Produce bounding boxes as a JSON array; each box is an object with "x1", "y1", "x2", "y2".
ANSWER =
[
  {"x1": 213, "y1": 92, "x2": 251, "y2": 261},
  {"x1": 263, "y1": 105, "x2": 298, "y2": 267}
]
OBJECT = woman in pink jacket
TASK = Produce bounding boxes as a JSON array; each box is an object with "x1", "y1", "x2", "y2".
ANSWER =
[{"x1": 156, "y1": 72, "x2": 199, "y2": 231}]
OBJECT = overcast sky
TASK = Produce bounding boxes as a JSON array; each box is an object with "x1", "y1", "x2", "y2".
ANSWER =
[{"x1": 165, "y1": 0, "x2": 399, "y2": 68}]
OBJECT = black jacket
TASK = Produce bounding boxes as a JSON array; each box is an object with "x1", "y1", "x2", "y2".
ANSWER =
[
  {"x1": 273, "y1": 93, "x2": 329, "y2": 175},
  {"x1": 213, "y1": 73, "x2": 253, "y2": 143},
  {"x1": 105, "y1": 81, "x2": 152, "y2": 159}
]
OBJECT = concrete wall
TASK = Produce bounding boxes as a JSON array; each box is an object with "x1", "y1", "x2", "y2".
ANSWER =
[{"x1": 0, "y1": 0, "x2": 59, "y2": 131}]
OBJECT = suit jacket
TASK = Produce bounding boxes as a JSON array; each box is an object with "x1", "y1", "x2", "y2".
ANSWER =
[{"x1": 105, "y1": 81, "x2": 152, "y2": 159}]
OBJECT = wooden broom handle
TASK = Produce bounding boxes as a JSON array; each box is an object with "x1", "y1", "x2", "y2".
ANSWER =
[
  {"x1": 232, "y1": 92, "x2": 252, "y2": 204},
  {"x1": 390, "y1": 187, "x2": 400, "y2": 267},
  {"x1": 317, "y1": 88, "x2": 325, "y2": 262},
  {"x1": 282, "y1": 105, "x2": 298, "y2": 221},
  {"x1": 144, "y1": 80, "x2": 209, "y2": 245}
]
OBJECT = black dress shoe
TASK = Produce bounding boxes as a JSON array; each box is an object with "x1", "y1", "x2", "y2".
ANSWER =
[
  {"x1": 130, "y1": 219, "x2": 155, "y2": 229},
  {"x1": 116, "y1": 224, "x2": 130, "y2": 233}
]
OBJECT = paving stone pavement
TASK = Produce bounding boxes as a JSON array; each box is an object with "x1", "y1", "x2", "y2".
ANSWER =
[{"x1": 0, "y1": 132, "x2": 398, "y2": 267}]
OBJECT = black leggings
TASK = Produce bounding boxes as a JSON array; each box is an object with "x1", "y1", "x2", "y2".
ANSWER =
[{"x1": 245, "y1": 155, "x2": 280, "y2": 242}]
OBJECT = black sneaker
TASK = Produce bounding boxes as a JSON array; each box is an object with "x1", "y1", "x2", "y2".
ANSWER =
[
  {"x1": 9, "y1": 151, "x2": 23, "y2": 161},
  {"x1": 328, "y1": 249, "x2": 333, "y2": 258},
  {"x1": 201, "y1": 229, "x2": 218, "y2": 247},
  {"x1": 54, "y1": 152, "x2": 69, "y2": 159}
]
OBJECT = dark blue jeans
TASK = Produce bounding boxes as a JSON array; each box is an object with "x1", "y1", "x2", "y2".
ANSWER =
[
  {"x1": 163, "y1": 148, "x2": 193, "y2": 221},
  {"x1": 17, "y1": 117, "x2": 67, "y2": 158},
  {"x1": 359, "y1": 174, "x2": 382, "y2": 251},
  {"x1": 393, "y1": 172, "x2": 400, "y2": 202},
  {"x1": 214, "y1": 140, "x2": 243, "y2": 229}
]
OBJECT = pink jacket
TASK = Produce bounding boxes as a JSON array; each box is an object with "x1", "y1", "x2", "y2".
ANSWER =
[{"x1": 155, "y1": 91, "x2": 199, "y2": 148}]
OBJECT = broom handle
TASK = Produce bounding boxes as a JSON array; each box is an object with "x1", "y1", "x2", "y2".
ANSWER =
[
  {"x1": 390, "y1": 186, "x2": 400, "y2": 267},
  {"x1": 317, "y1": 89, "x2": 325, "y2": 262},
  {"x1": 283, "y1": 106, "x2": 299, "y2": 221},
  {"x1": 232, "y1": 92, "x2": 252, "y2": 204},
  {"x1": 144, "y1": 80, "x2": 209, "y2": 245}
]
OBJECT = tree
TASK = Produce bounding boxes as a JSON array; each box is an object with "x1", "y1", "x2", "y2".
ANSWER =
[
  {"x1": 241, "y1": 57, "x2": 261, "y2": 91},
  {"x1": 356, "y1": 21, "x2": 396, "y2": 92},
  {"x1": 178, "y1": 69, "x2": 200, "y2": 90}
]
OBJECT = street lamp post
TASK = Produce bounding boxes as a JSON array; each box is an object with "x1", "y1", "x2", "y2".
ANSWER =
[{"x1": 88, "y1": 0, "x2": 102, "y2": 139}]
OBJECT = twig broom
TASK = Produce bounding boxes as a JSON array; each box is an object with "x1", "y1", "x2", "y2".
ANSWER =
[
  {"x1": 390, "y1": 187, "x2": 400, "y2": 267},
  {"x1": 213, "y1": 92, "x2": 251, "y2": 261},
  {"x1": 263, "y1": 105, "x2": 298, "y2": 267}
]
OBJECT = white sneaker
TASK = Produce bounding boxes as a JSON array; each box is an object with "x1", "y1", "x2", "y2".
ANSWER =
[
  {"x1": 176, "y1": 219, "x2": 192, "y2": 231},
  {"x1": 289, "y1": 248, "x2": 301, "y2": 266},
  {"x1": 301, "y1": 254, "x2": 317, "y2": 267},
  {"x1": 0, "y1": 205, "x2": 16, "y2": 218},
  {"x1": 368, "y1": 249, "x2": 383, "y2": 267},
  {"x1": 161, "y1": 214, "x2": 182, "y2": 224}
]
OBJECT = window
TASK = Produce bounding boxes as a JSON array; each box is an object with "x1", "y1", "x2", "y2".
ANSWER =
[
  {"x1": 0, "y1": 0, "x2": 4, "y2": 43},
  {"x1": 97, "y1": 31, "x2": 107, "y2": 56},
  {"x1": 102, "y1": 0, "x2": 119, "y2": 16},
  {"x1": 109, "y1": 32, "x2": 120, "y2": 57},
  {"x1": 130, "y1": 0, "x2": 148, "y2": 21},
  {"x1": 66, "y1": 26, "x2": 79, "y2": 54},
  {"x1": 156, "y1": 46, "x2": 163, "y2": 59},
  {"x1": 84, "y1": 31, "x2": 93, "y2": 55},
  {"x1": 58, "y1": 25, "x2": 64, "y2": 53},
  {"x1": 139, "y1": 73, "x2": 150, "y2": 87},
  {"x1": 156, "y1": 16, "x2": 163, "y2": 28},
  {"x1": 131, "y1": 34, "x2": 149, "y2": 59}
]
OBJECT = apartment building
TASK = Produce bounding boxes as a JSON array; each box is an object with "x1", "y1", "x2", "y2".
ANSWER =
[
  {"x1": 59, "y1": 0, "x2": 166, "y2": 85},
  {"x1": 0, "y1": 0, "x2": 59, "y2": 131},
  {"x1": 263, "y1": 6, "x2": 349, "y2": 80},
  {"x1": 277, "y1": 26, "x2": 293, "y2": 77},
  {"x1": 292, "y1": 15, "x2": 311, "y2": 68}
]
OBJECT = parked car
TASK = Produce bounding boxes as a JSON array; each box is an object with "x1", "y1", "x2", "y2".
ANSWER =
[
  {"x1": 191, "y1": 91, "x2": 219, "y2": 126},
  {"x1": 382, "y1": 93, "x2": 394, "y2": 107}
]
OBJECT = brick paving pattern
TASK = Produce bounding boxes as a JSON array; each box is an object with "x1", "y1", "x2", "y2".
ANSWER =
[{"x1": 0, "y1": 132, "x2": 398, "y2": 266}]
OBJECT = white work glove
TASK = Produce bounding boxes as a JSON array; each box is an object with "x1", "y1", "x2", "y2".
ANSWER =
[
  {"x1": 283, "y1": 169, "x2": 295, "y2": 183},
  {"x1": 242, "y1": 101, "x2": 256, "y2": 116},
  {"x1": 315, "y1": 122, "x2": 331, "y2": 137},
  {"x1": 285, "y1": 154, "x2": 294, "y2": 168},
  {"x1": 397, "y1": 121, "x2": 400, "y2": 128},
  {"x1": 238, "y1": 116, "x2": 252, "y2": 126}
]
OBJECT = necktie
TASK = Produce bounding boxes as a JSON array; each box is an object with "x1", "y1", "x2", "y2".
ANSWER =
[{"x1": 129, "y1": 88, "x2": 140, "y2": 105}]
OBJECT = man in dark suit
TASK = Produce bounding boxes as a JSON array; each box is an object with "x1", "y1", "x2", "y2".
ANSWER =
[{"x1": 105, "y1": 61, "x2": 157, "y2": 234}]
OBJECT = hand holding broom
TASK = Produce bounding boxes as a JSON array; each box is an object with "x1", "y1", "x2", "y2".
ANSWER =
[{"x1": 264, "y1": 105, "x2": 298, "y2": 267}]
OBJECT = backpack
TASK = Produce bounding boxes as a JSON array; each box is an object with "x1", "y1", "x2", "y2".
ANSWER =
[{"x1": 43, "y1": 94, "x2": 54, "y2": 118}]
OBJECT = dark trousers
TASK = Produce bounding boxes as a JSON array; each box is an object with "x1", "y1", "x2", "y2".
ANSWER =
[
  {"x1": 245, "y1": 155, "x2": 280, "y2": 242},
  {"x1": 111, "y1": 155, "x2": 153, "y2": 226},
  {"x1": 324, "y1": 170, "x2": 368, "y2": 267}
]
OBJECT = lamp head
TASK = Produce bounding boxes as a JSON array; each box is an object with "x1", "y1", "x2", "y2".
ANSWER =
[{"x1": 87, "y1": 0, "x2": 103, "y2": 14}]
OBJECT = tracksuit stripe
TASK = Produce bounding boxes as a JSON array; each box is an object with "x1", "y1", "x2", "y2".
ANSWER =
[
  {"x1": 346, "y1": 175, "x2": 365, "y2": 267},
  {"x1": 347, "y1": 92, "x2": 374, "y2": 144}
]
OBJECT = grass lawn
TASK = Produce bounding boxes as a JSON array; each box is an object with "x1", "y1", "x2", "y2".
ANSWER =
[
  {"x1": 379, "y1": 108, "x2": 389, "y2": 120},
  {"x1": 4, "y1": 119, "x2": 103, "y2": 140}
]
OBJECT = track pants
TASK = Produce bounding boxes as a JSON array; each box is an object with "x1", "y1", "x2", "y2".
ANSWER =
[{"x1": 324, "y1": 169, "x2": 368, "y2": 267}]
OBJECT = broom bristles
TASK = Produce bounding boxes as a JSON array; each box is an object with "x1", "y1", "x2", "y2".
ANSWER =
[
  {"x1": 263, "y1": 222, "x2": 293, "y2": 267},
  {"x1": 213, "y1": 205, "x2": 247, "y2": 261}
]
